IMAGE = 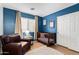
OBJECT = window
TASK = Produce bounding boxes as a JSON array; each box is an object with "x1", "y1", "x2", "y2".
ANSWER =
[
  {"x1": 21, "y1": 17, "x2": 28, "y2": 32},
  {"x1": 21, "y1": 17, "x2": 35, "y2": 38}
]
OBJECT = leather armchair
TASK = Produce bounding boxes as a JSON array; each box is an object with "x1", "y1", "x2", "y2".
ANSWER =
[{"x1": 0, "y1": 35, "x2": 31, "y2": 55}]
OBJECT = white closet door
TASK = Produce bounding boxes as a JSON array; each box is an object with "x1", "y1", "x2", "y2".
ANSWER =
[
  {"x1": 57, "y1": 16, "x2": 63, "y2": 46},
  {"x1": 71, "y1": 12, "x2": 79, "y2": 51},
  {"x1": 57, "y1": 11, "x2": 79, "y2": 52},
  {"x1": 0, "y1": 7, "x2": 3, "y2": 35}
]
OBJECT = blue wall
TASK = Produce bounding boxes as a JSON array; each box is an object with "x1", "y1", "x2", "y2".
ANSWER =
[
  {"x1": 3, "y1": 8, "x2": 16, "y2": 35},
  {"x1": 3, "y1": 4, "x2": 79, "y2": 35},
  {"x1": 43, "y1": 3, "x2": 79, "y2": 33},
  {"x1": 38, "y1": 17, "x2": 43, "y2": 32},
  {"x1": 3, "y1": 8, "x2": 43, "y2": 37},
  {"x1": 21, "y1": 12, "x2": 35, "y2": 19},
  {"x1": 3, "y1": 8, "x2": 35, "y2": 35}
]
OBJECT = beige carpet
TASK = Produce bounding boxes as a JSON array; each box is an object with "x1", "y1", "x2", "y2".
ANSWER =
[{"x1": 26, "y1": 46, "x2": 64, "y2": 55}]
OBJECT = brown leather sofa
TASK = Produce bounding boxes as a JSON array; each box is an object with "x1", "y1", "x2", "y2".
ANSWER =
[
  {"x1": 0, "y1": 35, "x2": 31, "y2": 55},
  {"x1": 37, "y1": 32, "x2": 56, "y2": 46}
]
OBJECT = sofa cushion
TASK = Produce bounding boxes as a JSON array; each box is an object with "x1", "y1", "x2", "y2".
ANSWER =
[
  {"x1": 8, "y1": 35, "x2": 21, "y2": 43},
  {"x1": 38, "y1": 38, "x2": 48, "y2": 44},
  {"x1": 8, "y1": 42, "x2": 28, "y2": 47},
  {"x1": 20, "y1": 42, "x2": 28, "y2": 47}
]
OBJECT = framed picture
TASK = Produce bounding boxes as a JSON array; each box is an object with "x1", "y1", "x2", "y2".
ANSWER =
[
  {"x1": 43, "y1": 19, "x2": 46, "y2": 25},
  {"x1": 50, "y1": 20, "x2": 54, "y2": 28}
]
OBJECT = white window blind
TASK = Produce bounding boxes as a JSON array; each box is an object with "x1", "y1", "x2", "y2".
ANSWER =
[{"x1": 21, "y1": 17, "x2": 35, "y2": 33}]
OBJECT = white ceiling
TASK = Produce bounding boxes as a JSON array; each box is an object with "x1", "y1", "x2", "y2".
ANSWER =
[{"x1": 1, "y1": 3, "x2": 75, "y2": 17}]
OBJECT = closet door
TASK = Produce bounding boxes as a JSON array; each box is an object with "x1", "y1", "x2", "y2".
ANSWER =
[
  {"x1": 57, "y1": 16, "x2": 63, "y2": 46},
  {"x1": 57, "y1": 11, "x2": 79, "y2": 52},
  {"x1": 0, "y1": 7, "x2": 3, "y2": 35},
  {"x1": 70, "y1": 12, "x2": 79, "y2": 51},
  {"x1": 57, "y1": 15, "x2": 71, "y2": 47}
]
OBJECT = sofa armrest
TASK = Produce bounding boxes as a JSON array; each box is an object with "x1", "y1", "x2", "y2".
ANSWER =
[
  {"x1": 4, "y1": 43, "x2": 22, "y2": 50},
  {"x1": 3, "y1": 43, "x2": 22, "y2": 54}
]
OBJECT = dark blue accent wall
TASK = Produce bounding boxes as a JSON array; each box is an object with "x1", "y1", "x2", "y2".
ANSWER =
[
  {"x1": 3, "y1": 4, "x2": 79, "y2": 35},
  {"x1": 21, "y1": 12, "x2": 35, "y2": 19},
  {"x1": 3, "y1": 8, "x2": 43, "y2": 38},
  {"x1": 3, "y1": 8, "x2": 16, "y2": 35},
  {"x1": 43, "y1": 4, "x2": 79, "y2": 33},
  {"x1": 38, "y1": 17, "x2": 43, "y2": 32}
]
